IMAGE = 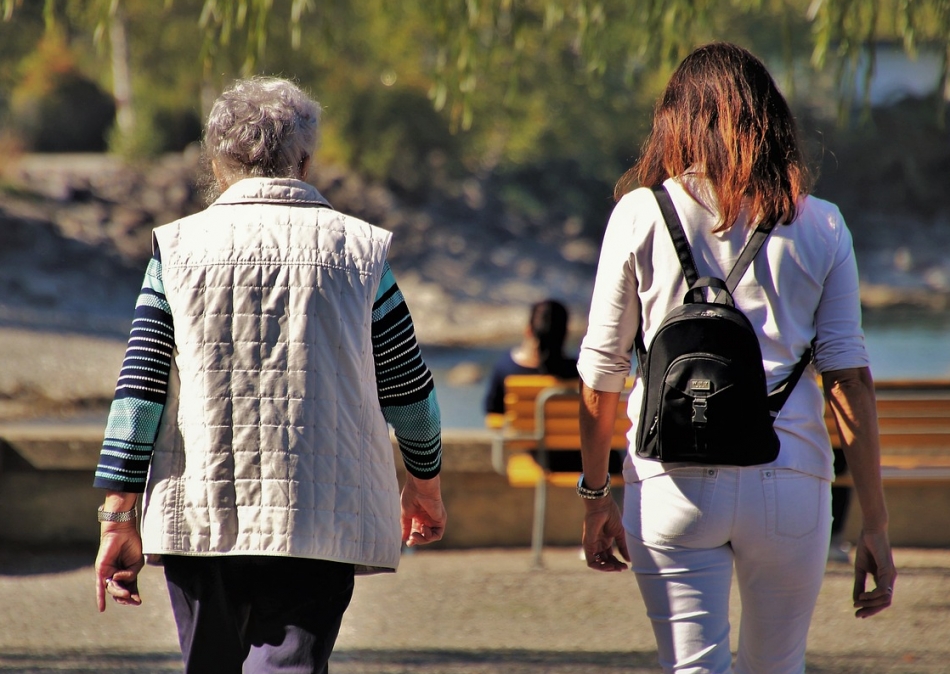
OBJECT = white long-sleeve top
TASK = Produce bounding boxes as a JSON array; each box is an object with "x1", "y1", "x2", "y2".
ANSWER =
[{"x1": 578, "y1": 177, "x2": 870, "y2": 482}]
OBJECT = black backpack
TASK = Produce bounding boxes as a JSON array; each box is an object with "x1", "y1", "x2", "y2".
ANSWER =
[{"x1": 634, "y1": 185, "x2": 812, "y2": 466}]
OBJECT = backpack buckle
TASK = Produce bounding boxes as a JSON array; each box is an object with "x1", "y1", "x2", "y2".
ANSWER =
[
  {"x1": 689, "y1": 380, "x2": 710, "y2": 426},
  {"x1": 692, "y1": 397, "x2": 708, "y2": 425}
]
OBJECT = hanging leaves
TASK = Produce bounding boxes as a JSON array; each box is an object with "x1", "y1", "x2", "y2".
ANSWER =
[
  {"x1": 810, "y1": 0, "x2": 950, "y2": 124},
  {"x1": 10, "y1": 0, "x2": 950, "y2": 126}
]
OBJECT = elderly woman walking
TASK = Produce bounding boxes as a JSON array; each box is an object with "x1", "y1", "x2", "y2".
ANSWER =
[
  {"x1": 576, "y1": 43, "x2": 895, "y2": 673},
  {"x1": 93, "y1": 77, "x2": 446, "y2": 673}
]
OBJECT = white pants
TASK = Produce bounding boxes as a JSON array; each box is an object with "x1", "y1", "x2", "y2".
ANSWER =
[{"x1": 624, "y1": 467, "x2": 831, "y2": 674}]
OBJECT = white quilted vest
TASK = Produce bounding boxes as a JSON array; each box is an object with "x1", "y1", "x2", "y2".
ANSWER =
[{"x1": 141, "y1": 178, "x2": 401, "y2": 572}]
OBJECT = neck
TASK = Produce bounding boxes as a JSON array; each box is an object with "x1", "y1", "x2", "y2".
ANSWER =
[{"x1": 511, "y1": 341, "x2": 540, "y2": 368}]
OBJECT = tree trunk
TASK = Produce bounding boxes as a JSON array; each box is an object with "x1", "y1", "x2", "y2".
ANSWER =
[{"x1": 110, "y1": 3, "x2": 135, "y2": 136}]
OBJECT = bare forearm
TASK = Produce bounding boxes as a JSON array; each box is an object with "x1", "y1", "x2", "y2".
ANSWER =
[
  {"x1": 579, "y1": 382, "x2": 621, "y2": 489},
  {"x1": 403, "y1": 472, "x2": 442, "y2": 497},
  {"x1": 102, "y1": 491, "x2": 138, "y2": 509},
  {"x1": 824, "y1": 366, "x2": 888, "y2": 529}
]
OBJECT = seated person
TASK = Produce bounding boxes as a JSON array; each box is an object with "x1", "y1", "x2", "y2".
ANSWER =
[{"x1": 484, "y1": 299, "x2": 623, "y2": 473}]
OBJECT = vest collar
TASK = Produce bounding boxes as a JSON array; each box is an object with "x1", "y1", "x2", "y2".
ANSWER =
[{"x1": 213, "y1": 177, "x2": 333, "y2": 209}]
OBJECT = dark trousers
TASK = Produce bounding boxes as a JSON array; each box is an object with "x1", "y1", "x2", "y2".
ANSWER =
[{"x1": 163, "y1": 555, "x2": 355, "y2": 674}]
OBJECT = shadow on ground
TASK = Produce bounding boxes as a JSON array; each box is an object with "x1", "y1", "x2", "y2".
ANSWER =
[
  {"x1": 0, "y1": 646, "x2": 947, "y2": 673},
  {"x1": 0, "y1": 652, "x2": 182, "y2": 674},
  {"x1": 0, "y1": 546, "x2": 96, "y2": 576},
  {"x1": 334, "y1": 648, "x2": 654, "y2": 671}
]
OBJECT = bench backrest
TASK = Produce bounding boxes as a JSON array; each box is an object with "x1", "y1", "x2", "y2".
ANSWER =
[
  {"x1": 501, "y1": 375, "x2": 631, "y2": 451},
  {"x1": 503, "y1": 375, "x2": 950, "y2": 457}
]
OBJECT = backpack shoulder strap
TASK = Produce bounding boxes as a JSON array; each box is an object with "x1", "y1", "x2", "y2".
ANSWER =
[
  {"x1": 651, "y1": 185, "x2": 699, "y2": 287},
  {"x1": 653, "y1": 184, "x2": 778, "y2": 295},
  {"x1": 767, "y1": 345, "x2": 814, "y2": 414},
  {"x1": 725, "y1": 219, "x2": 776, "y2": 293},
  {"x1": 648, "y1": 184, "x2": 808, "y2": 415},
  {"x1": 635, "y1": 185, "x2": 697, "y2": 374}
]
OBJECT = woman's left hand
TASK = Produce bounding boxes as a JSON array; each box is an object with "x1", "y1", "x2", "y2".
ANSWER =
[
  {"x1": 852, "y1": 527, "x2": 897, "y2": 618},
  {"x1": 582, "y1": 496, "x2": 629, "y2": 572},
  {"x1": 400, "y1": 474, "x2": 447, "y2": 547}
]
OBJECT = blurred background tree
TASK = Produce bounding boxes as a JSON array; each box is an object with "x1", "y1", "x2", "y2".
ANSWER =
[{"x1": 1, "y1": 0, "x2": 948, "y2": 240}]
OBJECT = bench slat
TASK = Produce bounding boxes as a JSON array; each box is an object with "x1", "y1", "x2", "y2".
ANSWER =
[{"x1": 542, "y1": 436, "x2": 628, "y2": 450}]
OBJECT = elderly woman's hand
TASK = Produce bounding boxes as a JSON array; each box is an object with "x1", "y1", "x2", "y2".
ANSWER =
[
  {"x1": 400, "y1": 474, "x2": 447, "y2": 547},
  {"x1": 95, "y1": 521, "x2": 145, "y2": 612}
]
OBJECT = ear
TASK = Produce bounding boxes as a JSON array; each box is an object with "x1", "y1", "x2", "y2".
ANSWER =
[{"x1": 211, "y1": 158, "x2": 229, "y2": 191}]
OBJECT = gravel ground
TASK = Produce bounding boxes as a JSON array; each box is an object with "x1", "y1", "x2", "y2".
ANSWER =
[{"x1": 0, "y1": 546, "x2": 947, "y2": 673}]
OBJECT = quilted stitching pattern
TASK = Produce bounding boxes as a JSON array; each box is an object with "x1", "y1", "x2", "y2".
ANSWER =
[{"x1": 142, "y1": 179, "x2": 402, "y2": 571}]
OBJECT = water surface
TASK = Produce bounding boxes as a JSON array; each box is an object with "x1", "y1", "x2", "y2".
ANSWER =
[{"x1": 426, "y1": 310, "x2": 950, "y2": 429}]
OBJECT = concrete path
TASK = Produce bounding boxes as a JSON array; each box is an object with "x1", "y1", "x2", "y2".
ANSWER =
[{"x1": 0, "y1": 546, "x2": 948, "y2": 673}]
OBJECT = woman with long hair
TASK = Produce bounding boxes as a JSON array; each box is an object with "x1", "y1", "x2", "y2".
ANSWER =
[
  {"x1": 484, "y1": 299, "x2": 576, "y2": 416},
  {"x1": 576, "y1": 43, "x2": 894, "y2": 673}
]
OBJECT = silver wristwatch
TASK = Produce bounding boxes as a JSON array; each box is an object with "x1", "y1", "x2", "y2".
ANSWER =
[
  {"x1": 576, "y1": 474, "x2": 611, "y2": 499},
  {"x1": 97, "y1": 505, "x2": 138, "y2": 523}
]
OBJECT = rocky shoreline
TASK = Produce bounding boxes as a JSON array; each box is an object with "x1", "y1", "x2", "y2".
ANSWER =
[
  {"x1": 2, "y1": 151, "x2": 949, "y2": 348},
  {"x1": 0, "y1": 152, "x2": 599, "y2": 346},
  {"x1": 1, "y1": 152, "x2": 948, "y2": 422}
]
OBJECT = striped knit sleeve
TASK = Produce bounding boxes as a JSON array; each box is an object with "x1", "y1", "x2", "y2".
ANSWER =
[
  {"x1": 93, "y1": 250, "x2": 174, "y2": 492},
  {"x1": 373, "y1": 263, "x2": 442, "y2": 479}
]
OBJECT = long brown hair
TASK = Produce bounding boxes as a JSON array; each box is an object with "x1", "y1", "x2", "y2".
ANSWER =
[
  {"x1": 617, "y1": 42, "x2": 812, "y2": 231},
  {"x1": 529, "y1": 299, "x2": 570, "y2": 375}
]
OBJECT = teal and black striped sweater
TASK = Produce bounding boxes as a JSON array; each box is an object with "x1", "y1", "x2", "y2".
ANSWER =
[{"x1": 93, "y1": 251, "x2": 442, "y2": 493}]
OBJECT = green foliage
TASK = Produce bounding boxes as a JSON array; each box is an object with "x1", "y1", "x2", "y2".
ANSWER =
[
  {"x1": 106, "y1": 107, "x2": 172, "y2": 160},
  {"x1": 810, "y1": 96, "x2": 950, "y2": 222},
  {"x1": 0, "y1": 2, "x2": 43, "y2": 89},
  {"x1": 341, "y1": 86, "x2": 461, "y2": 202},
  {"x1": 809, "y1": 0, "x2": 950, "y2": 124},
  {"x1": 2, "y1": 0, "x2": 949, "y2": 232},
  {"x1": 419, "y1": 0, "x2": 806, "y2": 131},
  {"x1": 197, "y1": 0, "x2": 317, "y2": 75},
  {"x1": 9, "y1": 33, "x2": 115, "y2": 152}
]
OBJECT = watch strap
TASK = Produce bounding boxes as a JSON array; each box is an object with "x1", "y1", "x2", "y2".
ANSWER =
[{"x1": 97, "y1": 505, "x2": 138, "y2": 523}]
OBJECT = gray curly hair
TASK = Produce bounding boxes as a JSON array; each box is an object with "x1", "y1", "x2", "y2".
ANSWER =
[{"x1": 204, "y1": 77, "x2": 321, "y2": 187}]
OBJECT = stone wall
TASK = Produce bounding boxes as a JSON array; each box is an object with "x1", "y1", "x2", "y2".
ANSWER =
[{"x1": 0, "y1": 424, "x2": 947, "y2": 549}]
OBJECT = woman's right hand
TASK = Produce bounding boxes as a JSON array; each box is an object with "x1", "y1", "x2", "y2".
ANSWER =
[
  {"x1": 582, "y1": 496, "x2": 629, "y2": 572},
  {"x1": 95, "y1": 522, "x2": 145, "y2": 612}
]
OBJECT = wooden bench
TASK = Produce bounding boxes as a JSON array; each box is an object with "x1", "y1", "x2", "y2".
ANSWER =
[
  {"x1": 489, "y1": 375, "x2": 631, "y2": 567},
  {"x1": 491, "y1": 375, "x2": 950, "y2": 566}
]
